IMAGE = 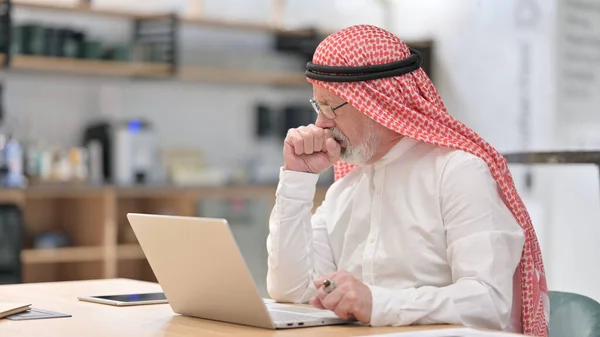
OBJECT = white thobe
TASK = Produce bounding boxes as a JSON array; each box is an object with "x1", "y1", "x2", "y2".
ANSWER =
[{"x1": 266, "y1": 137, "x2": 525, "y2": 332}]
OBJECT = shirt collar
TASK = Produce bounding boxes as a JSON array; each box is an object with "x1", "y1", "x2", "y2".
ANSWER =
[
  {"x1": 349, "y1": 137, "x2": 420, "y2": 174},
  {"x1": 375, "y1": 136, "x2": 420, "y2": 166}
]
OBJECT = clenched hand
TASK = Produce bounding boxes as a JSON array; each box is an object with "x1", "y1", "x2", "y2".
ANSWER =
[{"x1": 283, "y1": 124, "x2": 341, "y2": 174}]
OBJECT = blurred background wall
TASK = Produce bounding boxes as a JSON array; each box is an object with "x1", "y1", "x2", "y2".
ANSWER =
[
  {"x1": 390, "y1": 0, "x2": 600, "y2": 304},
  {"x1": 0, "y1": 0, "x2": 598, "y2": 303}
]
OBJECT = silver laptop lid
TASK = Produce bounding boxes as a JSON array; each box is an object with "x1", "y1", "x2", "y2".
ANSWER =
[{"x1": 127, "y1": 213, "x2": 275, "y2": 329}]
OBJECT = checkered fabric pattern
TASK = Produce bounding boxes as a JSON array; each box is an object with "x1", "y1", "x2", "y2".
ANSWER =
[{"x1": 306, "y1": 24, "x2": 549, "y2": 337}]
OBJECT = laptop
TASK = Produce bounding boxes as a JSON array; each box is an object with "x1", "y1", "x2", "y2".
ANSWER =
[{"x1": 126, "y1": 213, "x2": 351, "y2": 329}]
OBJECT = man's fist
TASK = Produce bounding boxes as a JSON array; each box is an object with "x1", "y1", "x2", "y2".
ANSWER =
[{"x1": 283, "y1": 124, "x2": 341, "y2": 174}]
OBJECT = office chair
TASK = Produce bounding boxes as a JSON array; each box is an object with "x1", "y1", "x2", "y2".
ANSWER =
[
  {"x1": 549, "y1": 291, "x2": 600, "y2": 337},
  {"x1": 0, "y1": 203, "x2": 24, "y2": 284}
]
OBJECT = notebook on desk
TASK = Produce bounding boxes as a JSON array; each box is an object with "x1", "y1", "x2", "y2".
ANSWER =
[{"x1": 0, "y1": 302, "x2": 31, "y2": 319}]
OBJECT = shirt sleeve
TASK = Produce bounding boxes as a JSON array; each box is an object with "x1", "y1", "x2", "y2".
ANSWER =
[
  {"x1": 266, "y1": 167, "x2": 337, "y2": 303},
  {"x1": 368, "y1": 153, "x2": 526, "y2": 331}
]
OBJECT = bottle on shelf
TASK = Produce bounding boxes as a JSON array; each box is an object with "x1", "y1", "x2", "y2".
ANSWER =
[{"x1": 4, "y1": 133, "x2": 26, "y2": 188}]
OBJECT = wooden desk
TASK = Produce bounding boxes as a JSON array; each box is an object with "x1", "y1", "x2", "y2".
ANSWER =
[{"x1": 0, "y1": 278, "x2": 459, "y2": 336}]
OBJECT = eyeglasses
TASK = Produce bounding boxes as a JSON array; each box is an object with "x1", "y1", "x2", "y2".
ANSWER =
[{"x1": 309, "y1": 98, "x2": 348, "y2": 120}]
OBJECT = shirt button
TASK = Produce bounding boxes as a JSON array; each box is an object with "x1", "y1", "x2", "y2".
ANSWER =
[{"x1": 369, "y1": 236, "x2": 375, "y2": 243}]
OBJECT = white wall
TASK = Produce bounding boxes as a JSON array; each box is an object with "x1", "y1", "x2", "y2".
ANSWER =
[
  {"x1": 546, "y1": 0, "x2": 600, "y2": 301},
  {"x1": 390, "y1": 0, "x2": 600, "y2": 302},
  {"x1": 390, "y1": 0, "x2": 558, "y2": 152}
]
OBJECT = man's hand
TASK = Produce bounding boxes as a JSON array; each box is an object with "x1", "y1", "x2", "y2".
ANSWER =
[
  {"x1": 309, "y1": 271, "x2": 373, "y2": 324},
  {"x1": 283, "y1": 124, "x2": 341, "y2": 174}
]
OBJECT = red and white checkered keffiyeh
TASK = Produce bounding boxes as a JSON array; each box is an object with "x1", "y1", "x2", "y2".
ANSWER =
[{"x1": 306, "y1": 24, "x2": 549, "y2": 336}]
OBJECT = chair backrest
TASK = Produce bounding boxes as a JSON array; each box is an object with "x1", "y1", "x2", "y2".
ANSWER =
[{"x1": 549, "y1": 291, "x2": 600, "y2": 337}]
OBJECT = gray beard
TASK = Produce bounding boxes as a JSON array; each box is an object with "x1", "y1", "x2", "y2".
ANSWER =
[{"x1": 330, "y1": 119, "x2": 379, "y2": 165}]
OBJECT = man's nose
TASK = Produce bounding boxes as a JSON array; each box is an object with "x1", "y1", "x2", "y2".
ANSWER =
[{"x1": 314, "y1": 113, "x2": 335, "y2": 129}]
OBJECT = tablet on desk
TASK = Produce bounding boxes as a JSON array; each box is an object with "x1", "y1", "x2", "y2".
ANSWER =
[{"x1": 77, "y1": 292, "x2": 168, "y2": 306}]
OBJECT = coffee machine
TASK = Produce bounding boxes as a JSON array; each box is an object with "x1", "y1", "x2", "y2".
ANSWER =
[{"x1": 82, "y1": 118, "x2": 159, "y2": 185}]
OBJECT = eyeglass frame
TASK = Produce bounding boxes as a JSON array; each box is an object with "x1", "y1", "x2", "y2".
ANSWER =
[{"x1": 309, "y1": 98, "x2": 349, "y2": 120}]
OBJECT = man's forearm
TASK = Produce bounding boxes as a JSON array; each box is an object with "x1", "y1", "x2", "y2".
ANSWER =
[
  {"x1": 266, "y1": 199, "x2": 316, "y2": 302},
  {"x1": 368, "y1": 279, "x2": 513, "y2": 330},
  {"x1": 266, "y1": 169, "x2": 335, "y2": 303}
]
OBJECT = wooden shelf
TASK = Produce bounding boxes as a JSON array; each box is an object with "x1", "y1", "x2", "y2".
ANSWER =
[
  {"x1": 0, "y1": 54, "x2": 307, "y2": 85},
  {"x1": 0, "y1": 188, "x2": 26, "y2": 207},
  {"x1": 7, "y1": 0, "x2": 317, "y2": 36},
  {"x1": 2, "y1": 183, "x2": 328, "y2": 283},
  {"x1": 0, "y1": 54, "x2": 172, "y2": 78},
  {"x1": 22, "y1": 184, "x2": 109, "y2": 199},
  {"x1": 117, "y1": 244, "x2": 145, "y2": 260},
  {"x1": 22, "y1": 246, "x2": 104, "y2": 264},
  {"x1": 178, "y1": 66, "x2": 307, "y2": 86},
  {"x1": 1, "y1": 184, "x2": 330, "y2": 202},
  {"x1": 2, "y1": 1, "x2": 316, "y2": 84},
  {"x1": 6, "y1": 0, "x2": 171, "y2": 20},
  {"x1": 182, "y1": 17, "x2": 317, "y2": 37}
]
